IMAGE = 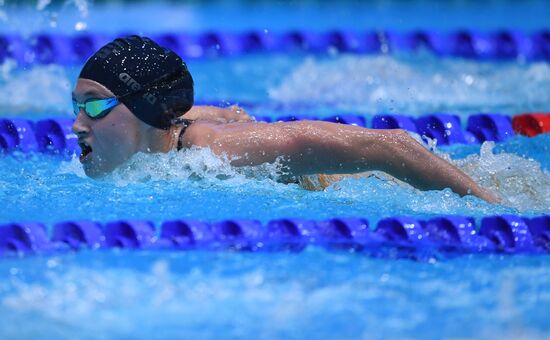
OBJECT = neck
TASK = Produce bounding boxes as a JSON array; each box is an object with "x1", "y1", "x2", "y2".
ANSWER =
[{"x1": 141, "y1": 125, "x2": 183, "y2": 153}]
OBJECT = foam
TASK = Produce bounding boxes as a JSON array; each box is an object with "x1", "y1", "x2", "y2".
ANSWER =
[
  {"x1": 0, "y1": 0, "x2": 90, "y2": 35},
  {"x1": 404, "y1": 135, "x2": 550, "y2": 212},
  {"x1": 269, "y1": 55, "x2": 550, "y2": 116},
  {"x1": 454, "y1": 141, "x2": 550, "y2": 212},
  {"x1": 0, "y1": 64, "x2": 72, "y2": 116},
  {"x1": 59, "y1": 146, "x2": 288, "y2": 188}
]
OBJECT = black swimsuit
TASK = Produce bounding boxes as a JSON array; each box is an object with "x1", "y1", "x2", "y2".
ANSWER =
[{"x1": 175, "y1": 118, "x2": 194, "y2": 151}]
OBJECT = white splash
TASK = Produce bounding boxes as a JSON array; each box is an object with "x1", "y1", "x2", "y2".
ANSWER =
[
  {"x1": 454, "y1": 142, "x2": 550, "y2": 212},
  {"x1": 269, "y1": 55, "x2": 550, "y2": 115},
  {"x1": 59, "y1": 146, "x2": 287, "y2": 188},
  {"x1": 396, "y1": 131, "x2": 549, "y2": 212},
  {"x1": 0, "y1": 64, "x2": 72, "y2": 115},
  {"x1": 58, "y1": 155, "x2": 87, "y2": 178}
]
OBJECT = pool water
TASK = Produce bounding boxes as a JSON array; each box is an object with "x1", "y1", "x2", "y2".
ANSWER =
[
  {"x1": 0, "y1": 1, "x2": 549, "y2": 339},
  {"x1": 1, "y1": 251, "x2": 549, "y2": 339}
]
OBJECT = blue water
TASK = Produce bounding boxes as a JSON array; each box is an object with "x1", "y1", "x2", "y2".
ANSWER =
[
  {"x1": 1, "y1": 0, "x2": 550, "y2": 34},
  {"x1": 0, "y1": 251, "x2": 549, "y2": 339},
  {"x1": 0, "y1": 1, "x2": 550, "y2": 339}
]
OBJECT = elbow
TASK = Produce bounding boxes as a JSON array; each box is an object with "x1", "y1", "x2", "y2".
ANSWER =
[
  {"x1": 385, "y1": 128, "x2": 411, "y2": 141},
  {"x1": 371, "y1": 129, "x2": 417, "y2": 171},
  {"x1": 384, "y1": 129, "x2": 418, "y2": 150}
]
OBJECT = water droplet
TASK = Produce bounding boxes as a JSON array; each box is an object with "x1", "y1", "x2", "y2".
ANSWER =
[{"x1": 74, "y1": 21, "x2": 87, "y2": 31}]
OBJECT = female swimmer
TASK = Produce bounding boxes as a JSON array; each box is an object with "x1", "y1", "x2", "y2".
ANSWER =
[{"x1": 71, "y1": 35, "x2": 499, "y2": 203}]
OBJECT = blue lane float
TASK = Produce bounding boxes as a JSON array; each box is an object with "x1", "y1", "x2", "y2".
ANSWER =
[
  {"x1": 51, "y1": 221, "x2": 104, "y2": 250},
  {"x1": 391, "y1": 31, "x2": 535, "y2": 60},
  {"x1": 0, "y1": 119, "x2": 38, "y2": 153},
  {"x1": 0, "y1": 118, "x2": 77, "y2": 157},
  {"x1": 104, "y1": 220, "x2": 156, "y2": 249},
  {"x1": 0, "y1": 223, "x2": 51, "y2": 255},
  {"x1": 266, "y1": 218, "x2": 318, "y2": 251},
  {"x1": 159, "y1": 219, "x2": 214, "y2": 249},
  {"x1": 211, "y1": 219, "x2": 264, "y2": 251},
  {"x1": 1, "y1": 30, "x2": 550, "y2": 65},
  {"x1": 0, "y1": 215, "x2": 548, "y2": 258},
  {"x1": 422, "y1": 216, "x2": 494, "y2": 252},
  {"x1": 34, "y1": 118, "x2": 79, "y2": 156},
  {"x1": 0, "y1": 113, "x2": 542, "y2": 156},
  {"x1": 527, "y1": 216, "x2": 550, "y2": 251},
  {"x1": 479, "y1": 215, "x2": 536, "y2": 252},
  {"x1": 467, "y1": 114, "x2": 515, "y2": 142},
  {"x1": 415, "y1": 114, "x2": 468, "y2": 145}
]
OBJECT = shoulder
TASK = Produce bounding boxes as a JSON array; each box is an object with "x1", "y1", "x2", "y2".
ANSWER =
[{"x1": 179, "y1": 121, "x2": 220, "y2": 148}]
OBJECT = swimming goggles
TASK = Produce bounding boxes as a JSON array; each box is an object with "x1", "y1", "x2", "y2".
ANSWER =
[
  {"x1": 72, "y1": 63, "x2": 188, "y2": 120},
  {"x1": 72, "y1": 97, "x2": 121, "y2": 119}
]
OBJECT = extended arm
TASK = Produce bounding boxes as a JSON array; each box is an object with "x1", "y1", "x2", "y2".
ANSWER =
[{"x1": 183, "y1": 120, "x2": 499, "y2": 203}]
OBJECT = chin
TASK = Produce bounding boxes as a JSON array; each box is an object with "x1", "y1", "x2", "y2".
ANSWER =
[
  {"x1": 83, "y1": 165, "x2": 107, "y2": 179},
  {"x1": 82, "y1": 159, "x2": 113, "y2": 179},
  {"x1": 82, "y1": 152, "x2": 131, "y2": 179}
]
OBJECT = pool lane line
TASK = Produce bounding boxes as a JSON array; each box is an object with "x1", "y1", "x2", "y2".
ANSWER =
[
  {"x1": 0, "y1": 215, "x2": 548, "y2": 258},
  {"x1": 1, "y1": 30, "x2": 549, "y2": 65}
]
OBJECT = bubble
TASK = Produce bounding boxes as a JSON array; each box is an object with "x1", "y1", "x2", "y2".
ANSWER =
[{"x1": 74, "y1": 21, "x2": 87, "y2": 31}]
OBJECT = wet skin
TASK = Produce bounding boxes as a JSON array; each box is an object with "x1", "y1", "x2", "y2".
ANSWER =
[
  {"x1": 72, "y1": 79, "x2": 151, "y2": 177},
  {"x1": 72, "y1": 78, "x2": 251, "y2": 178},
  {"x1": 73, "y1": 78, "x2": 500, "y2": 203}
]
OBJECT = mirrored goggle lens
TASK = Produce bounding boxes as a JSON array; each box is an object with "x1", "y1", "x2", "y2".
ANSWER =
[
  {"x1": 84, "y1": 100, "x2": 112, "y2": 118},
  {"x1": 72, "y1": 98, "x2": 118, "y2": 119}
]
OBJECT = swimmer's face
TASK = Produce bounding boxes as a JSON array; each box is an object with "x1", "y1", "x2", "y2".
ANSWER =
[{"x1": 72, "y1": 78, "x2": 147, "y2": 178}]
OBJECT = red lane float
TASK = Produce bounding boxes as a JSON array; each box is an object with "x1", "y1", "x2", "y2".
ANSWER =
[{"x1": 512, "y1": 113, "x2": 550, "y2": 137}]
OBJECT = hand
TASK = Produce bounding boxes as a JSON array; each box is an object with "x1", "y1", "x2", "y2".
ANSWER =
[{"x1": 182, "y1": 105, "x2": 255, "y2": 123}]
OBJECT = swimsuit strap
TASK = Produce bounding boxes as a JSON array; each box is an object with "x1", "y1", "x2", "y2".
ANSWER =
[{"x1": 174, "y1": 118, "x2": 194, "y2": 151}]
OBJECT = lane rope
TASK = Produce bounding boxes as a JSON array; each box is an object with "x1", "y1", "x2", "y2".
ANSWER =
[
  {"x1": 1, "y1": 30, "x2": 549, "y2": 65},
  {"x1": 1, "y1": 215, "x2": 548, "y2": 258}
]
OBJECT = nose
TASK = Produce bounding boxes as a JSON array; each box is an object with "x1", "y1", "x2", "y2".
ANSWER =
[{"x1": 72, "y1": 111, "x2": 91, "y2": 137}]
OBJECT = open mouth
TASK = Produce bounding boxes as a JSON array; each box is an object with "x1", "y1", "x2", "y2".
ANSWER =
[{"x1": 79, "y1": 142, "x2": 93, "y2": 163}]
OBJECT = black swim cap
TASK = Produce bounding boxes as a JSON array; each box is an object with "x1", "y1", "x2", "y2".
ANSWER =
[{"x1": 79, "y1": 35, "x2": 194, "y2": 129}]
